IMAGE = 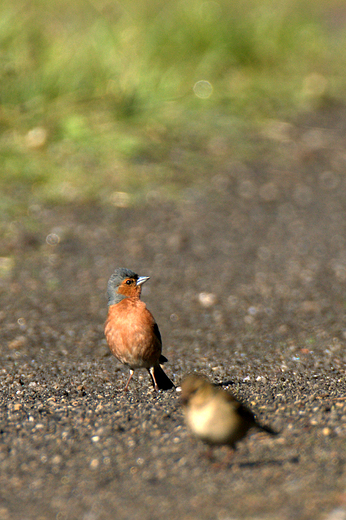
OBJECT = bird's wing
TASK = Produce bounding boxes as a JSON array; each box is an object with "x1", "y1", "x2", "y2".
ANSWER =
[
  {"x1": 223, "y1": 392, "x2": 256, "y2": 424},
  {"x1": 153, "y1": 322, "x2": 162, "y2": 345},
  {"x1": 230, "y1": 394, "x2": 278, "y2": 434}
]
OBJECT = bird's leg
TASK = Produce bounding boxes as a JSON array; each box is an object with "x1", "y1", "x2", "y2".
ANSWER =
[
  {"x1": 123, "y1": 369, "x2": 134, "y2": 391},
  {"x1": 203, "y1": 446, "x2": 215, "y2": 461},
  {"x1": 148, "y1": 367, "x2": 159, "y2": 391},
  {"x1": 202, "y1": 446, "x2": 235, "y2": 469},
  {"x1": 221, "y1": 446, "x2": 235, "y2": 468}
]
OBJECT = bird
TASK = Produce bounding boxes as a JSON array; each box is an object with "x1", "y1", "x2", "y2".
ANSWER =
[
  {"x1": 181, "y1": 374, "x2": 277, "y2": 452},
  {"x1": 104, "y1": 267, "x2": 174, "y2": 391}
]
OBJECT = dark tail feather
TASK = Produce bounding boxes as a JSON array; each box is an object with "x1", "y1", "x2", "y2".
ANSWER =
[
  {"x1": 258, "y1": 423, "x2": 278, "y2": 436},
  {"x1": 154, "y1": 365, "x2": 175, "y2": 390}
]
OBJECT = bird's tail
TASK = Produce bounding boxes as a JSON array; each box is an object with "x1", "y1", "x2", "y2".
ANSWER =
[
  {"x1": 154, "y1": 365, "x2": 175, "y2": 390},
  {"x1": 259, "y1": 423, "x2": 278, "y2": 436}
]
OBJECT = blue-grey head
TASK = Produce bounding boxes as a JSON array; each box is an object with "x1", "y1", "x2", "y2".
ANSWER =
[{"x1": 107, "y1": 267, "x2": 150, "y2": 306}]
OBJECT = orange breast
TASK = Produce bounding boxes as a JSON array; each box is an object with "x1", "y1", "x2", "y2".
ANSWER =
[{"x1": 104, "y1": 298, "x2": 162, "y2": 369}]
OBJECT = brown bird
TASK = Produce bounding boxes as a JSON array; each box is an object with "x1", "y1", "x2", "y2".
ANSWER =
[
  {"x1": 105, "y1": 267, "x2": 174, "y2": 391},
  {"x1": 181, "y1": 374, "x2": 277, "y2": 450}
]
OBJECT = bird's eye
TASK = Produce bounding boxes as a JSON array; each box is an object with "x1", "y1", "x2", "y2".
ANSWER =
[{"x1": 125, "y1": 279, "x2": 132, "y2": 285}]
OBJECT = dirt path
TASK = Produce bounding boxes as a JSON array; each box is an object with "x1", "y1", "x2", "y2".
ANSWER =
[{"x1": 1, "y1": 107, "x2": 346, "y2": 519}]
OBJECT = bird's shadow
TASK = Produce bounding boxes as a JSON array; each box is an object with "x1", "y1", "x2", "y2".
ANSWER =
[
  {"x1": 207, "y1": 455, "x2": 300, "y2": 471},
  {"x1": 236, "y1": 455, "x2": 299, "y2": 468}
]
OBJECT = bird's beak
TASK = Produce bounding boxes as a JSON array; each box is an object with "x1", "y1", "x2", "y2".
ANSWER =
[{"x1": 136, "y1": 276, "x2": 150, "y2": 286}]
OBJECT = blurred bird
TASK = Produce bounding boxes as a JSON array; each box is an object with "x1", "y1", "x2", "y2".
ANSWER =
[
  {"x1": 181, "y1": 374, "x2": 277, "y2": 451},
  {"x1": 105, "y1": 267, "x2": 174, "y2": 391}
]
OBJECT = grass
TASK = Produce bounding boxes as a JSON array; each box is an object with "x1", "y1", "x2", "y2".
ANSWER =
[{"x1": 1, "y1": 0, "x2": 346, "y2": 215}]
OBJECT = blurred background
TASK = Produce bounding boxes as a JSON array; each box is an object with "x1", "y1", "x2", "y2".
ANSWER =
[
  {"x1": 1, "y1": 0, "x2": 346, "y2": 215},
  {"x1": 3, "y1": 3, "x2": 346, "y2": 519}
]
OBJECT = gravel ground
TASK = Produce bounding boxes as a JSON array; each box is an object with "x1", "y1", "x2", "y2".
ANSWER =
[{"x1": 2, "y1": 107, "x2": 346, "y2": 520}]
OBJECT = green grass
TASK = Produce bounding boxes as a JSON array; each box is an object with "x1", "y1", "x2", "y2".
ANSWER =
[{"x1": 1, "y1": 0, "x2": 346, "y2": 214}]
